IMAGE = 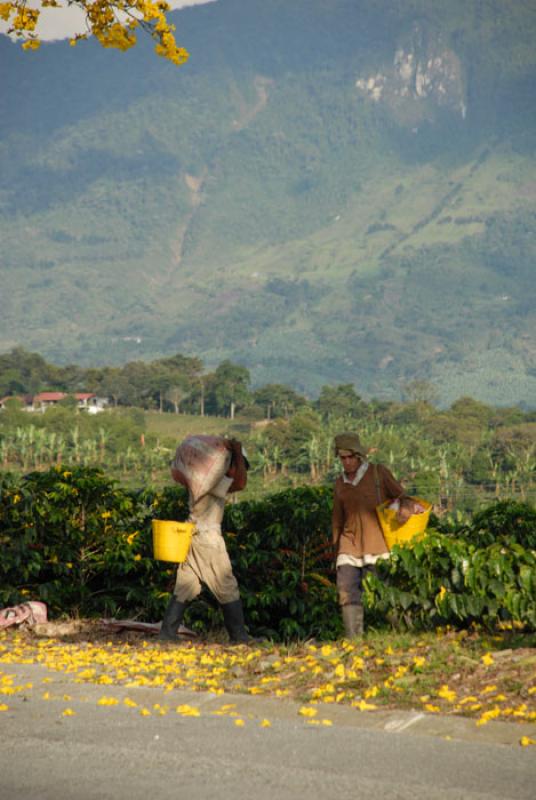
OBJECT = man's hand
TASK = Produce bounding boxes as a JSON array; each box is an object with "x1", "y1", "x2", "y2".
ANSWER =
[
  {"x1": 225, "y1": 439, "x2": 248, "y2": 492},
  {"x1": 225, "y1": 438, "x2": 242, "y2": 458}
]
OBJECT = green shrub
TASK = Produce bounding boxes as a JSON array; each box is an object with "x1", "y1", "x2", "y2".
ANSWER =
[
  {"x1": 1, "y1": 467, "x2": 534, "y2": 637},
  {"x1": 468, "y1": 500, "x2": 536, "y2": 549},
  {"x1": 365, "y1": 530, "x2": 536, "y2": 630}
]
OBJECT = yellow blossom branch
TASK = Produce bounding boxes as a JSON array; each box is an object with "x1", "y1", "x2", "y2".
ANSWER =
[{"x1": 1, "y1": 0, "x2": 189, "y2": 65}]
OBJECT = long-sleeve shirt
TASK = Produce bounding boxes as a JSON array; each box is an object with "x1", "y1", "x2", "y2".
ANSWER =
[{"x1": 332, "y1": 463, "x2": 404, "y2": 558}]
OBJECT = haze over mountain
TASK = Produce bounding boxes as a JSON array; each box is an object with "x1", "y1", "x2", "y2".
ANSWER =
[{"x1": 1, "y1": 0, "x2": 535, "y2": 405}]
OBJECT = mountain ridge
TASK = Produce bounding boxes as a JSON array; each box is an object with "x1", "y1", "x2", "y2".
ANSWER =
[{"x1": 1, "y1": 0, "x2": 535, "y2": 405}]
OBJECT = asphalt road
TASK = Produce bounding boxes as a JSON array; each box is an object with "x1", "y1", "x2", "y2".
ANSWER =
[{"x1": 1, "y1": 663, "x2": 535, "y2": 800}]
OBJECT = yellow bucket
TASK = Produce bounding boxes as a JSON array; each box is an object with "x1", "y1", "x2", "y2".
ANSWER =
[
  {"x1": 376, "y1": 498, "x2": 432, "y2": 550},
  {"x1": 152, "y1": 520, "x2": 194, "y2": 563}
]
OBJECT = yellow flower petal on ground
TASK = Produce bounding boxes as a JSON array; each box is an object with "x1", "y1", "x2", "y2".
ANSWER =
[
  {"x1": 124, "y1": 698, "x2": 138, "y2": 707},
  {"x1": 321, "y1": 719, "x2": 333, "y2": 726},
  {"x1": 139, "y1": 708, "x2": 151, "y2": 716},
  {"x1": 0, "y1": 704, "x2": 8, "y2": 711},
  {"x1": 437, "y1": 685, "x2": 457, "y2": 703},
  {"x1": 299, "y1": 706, "x2": 317, "y2": 717},
  {"x1": 62, "y1": 708, "x2": 75, "y2": 716},
  {"x1": 176, "y1": 705, "x2": 200, "y2": 717},
  {"x1": 234, "y1": 718, "x2": 245, "y2": 727},
  {"x1": 260, "y1": 719, "x2": 271, "y2": 728},
  {"x1": 364, "y1": 686, "x2": 379, "y2": 699},
  {"x1": 352, "y1": 699, "x2": 377, "y2": 711},
  {"x1": 425, "y1": 704, "x2": 440, "y2": 712},
  {"x1": 481, "y1": 653, "x2": 494, "y2": 666},
  {"x1": 458, "y1": 696, "x2": 478, "y2": 705},
  {"x1": 98, "y1": 697, "x2": 119, "y2": 706},
  {"x1": 520, "y1": 737, "x2": 536, "y2": 746}
]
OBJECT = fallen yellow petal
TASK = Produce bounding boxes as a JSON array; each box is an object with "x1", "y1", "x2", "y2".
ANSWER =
[{"x1": 299, "y1": 706, "x2": 317, "y2": 717}]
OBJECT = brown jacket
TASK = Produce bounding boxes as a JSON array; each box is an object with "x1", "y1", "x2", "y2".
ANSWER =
[{"x1": 332, "y1": 463, "x2": 404, "y2": 557}]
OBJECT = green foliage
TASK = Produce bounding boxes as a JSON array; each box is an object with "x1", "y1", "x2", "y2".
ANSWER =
[
  {"x1": 365, "y1": 518, "x2": 536, "y2": 631},
  {"x1": 224, "y1": 486, "x2": 339, "y2": 640},
  {"x1": 469, "y1": 500, "x2": 536, "y2": 549},
  {"x1": 1, "y1": 467, "x2": 535, "y2": 638},
  {"x1": 0, "y1": 467, "x2": 188, "y2": 618}
]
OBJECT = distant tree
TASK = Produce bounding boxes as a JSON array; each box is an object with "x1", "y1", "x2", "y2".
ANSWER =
[
  {"x1": 252, "y1": 384, "x2": 307, "y2": 419},
  {"x1": 151, "y1": 353, "x2": 203, "y2": 412},
  {"x1": 207, "y1": 361, "x2": 251, "y2": 419},
  {"x1": 165, "y1": 382, "x2": 190, "y2": 414},
  {"x1": 284, "y1": 408, "x2": 322, "y2": 471},
  {"x1": 0, "y1": 347, "x2": 50, "y2": 394},
  {"x1": 403, "y1": 379, "x2": 439, "y2": 406},
  {"x1": 96, "y1": 367, "x2": 131, "y2": 407},
  {"x1": 316, "y1": 384, "x2": 366, "y2": 420},
  {"x1": 449, "y1": 397, "x2": 493, "y2": 425},
  {"x1": 1, "y1": 0, "x2": 189, "y2": 65}
]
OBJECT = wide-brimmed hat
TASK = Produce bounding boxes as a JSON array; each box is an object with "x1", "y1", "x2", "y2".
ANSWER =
[{"x1": 334, "y1": 432, "x2": 367, "y2": 457}]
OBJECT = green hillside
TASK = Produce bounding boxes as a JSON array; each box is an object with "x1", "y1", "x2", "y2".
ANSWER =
[{"x1": 1, "y1": 0, "x2": 535, "y2": 405}]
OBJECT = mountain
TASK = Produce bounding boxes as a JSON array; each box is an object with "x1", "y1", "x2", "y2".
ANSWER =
[{"x1": 1, "y1": 0, "x2": 536, "y2": 405}]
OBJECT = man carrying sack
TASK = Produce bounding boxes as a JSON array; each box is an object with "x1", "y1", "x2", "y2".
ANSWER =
[
  {"x1": 159, "y1": 435, "x2": 251, "y2": 643},
  {"x1": 332, "y1": 431, "x2": 420, "y2": 639}
]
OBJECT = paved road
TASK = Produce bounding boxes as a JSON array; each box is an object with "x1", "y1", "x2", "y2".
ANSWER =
[{"x1": 1, "y1": 663, "x2": 535, "y2": 800}]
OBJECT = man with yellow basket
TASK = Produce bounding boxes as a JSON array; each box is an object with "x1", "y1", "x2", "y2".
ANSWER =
[
  {"x1": 332, "y1": 432, "x2": 428, "y2": 638},
  {"x1": 159, "y1": 435, "x2": 251, "y2": 643}
]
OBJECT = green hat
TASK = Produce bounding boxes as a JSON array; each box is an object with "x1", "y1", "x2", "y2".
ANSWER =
[{"x1": 334, "y1": 432, "x2": 366, "y2": 457}]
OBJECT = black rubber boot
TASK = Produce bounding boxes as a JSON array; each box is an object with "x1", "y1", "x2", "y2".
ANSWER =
[
  {"x1": 221, "y1": 599, "x2": 251, "y2": 644},
  {"x1": 159, "y1": 596, "x2": 187, "y2": 641},
  {"x1": 342, "y1": 603, "x2": 364, "y2": 639}
]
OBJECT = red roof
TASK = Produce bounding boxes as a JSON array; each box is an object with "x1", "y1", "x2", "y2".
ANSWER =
[
  {"x1": 33, "y1": 392, "x2": 66, "y2": 402},
  {"x1": 33, "y1": 392, "x2": 96, "y2": 402}
]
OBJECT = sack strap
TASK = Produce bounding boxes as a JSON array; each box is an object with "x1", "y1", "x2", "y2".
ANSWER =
[{"x1": 373, "y1": 463, "x2": 383, "y2": 505}]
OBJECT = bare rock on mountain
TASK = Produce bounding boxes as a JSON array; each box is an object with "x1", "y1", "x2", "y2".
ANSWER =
[{"x1": 356, "y1": 23, "x2": 466, "y2": 125}]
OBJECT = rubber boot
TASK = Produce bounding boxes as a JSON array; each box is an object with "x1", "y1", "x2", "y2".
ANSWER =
[
  {"x1": 221, "y1": 599, "x2": 251, "y2": 644},
  {"x1": 342, "y1": 603, "x2": 364, "y2": 639},
  {"x1": 159, "y1": 596, "x2": 187, "y2": 641}
]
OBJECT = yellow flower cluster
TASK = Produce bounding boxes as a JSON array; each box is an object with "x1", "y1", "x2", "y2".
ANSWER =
[{"x1": 2, "y1": 0, "x2": 189, "y2": 66}]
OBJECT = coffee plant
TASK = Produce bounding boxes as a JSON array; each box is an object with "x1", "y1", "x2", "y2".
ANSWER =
[{"x1": 1, "y1": 467, "x2": 534, "y2": 637}]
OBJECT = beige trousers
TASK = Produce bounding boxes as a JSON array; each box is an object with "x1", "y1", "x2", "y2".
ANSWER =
[{"x1": 173, "y1": 530, "x2": 240, "y2": 604}]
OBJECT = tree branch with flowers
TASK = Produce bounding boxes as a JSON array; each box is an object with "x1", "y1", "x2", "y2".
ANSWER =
[{"x1": 0, "y1": 0, "x2": 189, "y2": 65}]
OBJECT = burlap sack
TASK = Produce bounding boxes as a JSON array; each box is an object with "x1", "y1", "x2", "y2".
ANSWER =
[{"x1": 171, "y1": 435, "x2": 231, "y2": 502}]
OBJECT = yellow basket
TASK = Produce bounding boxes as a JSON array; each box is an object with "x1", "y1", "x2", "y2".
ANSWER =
[
  {"x1": 376, "y1": 497, "x2": 432, "y2": 550},
  {"x1": 152, "y1": 520, "x2": 194, "y2": 563}
]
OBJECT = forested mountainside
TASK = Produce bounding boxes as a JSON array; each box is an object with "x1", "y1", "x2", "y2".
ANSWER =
[{"x1": 1, "y1": 0, "x2": 535, "y2": 405}]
